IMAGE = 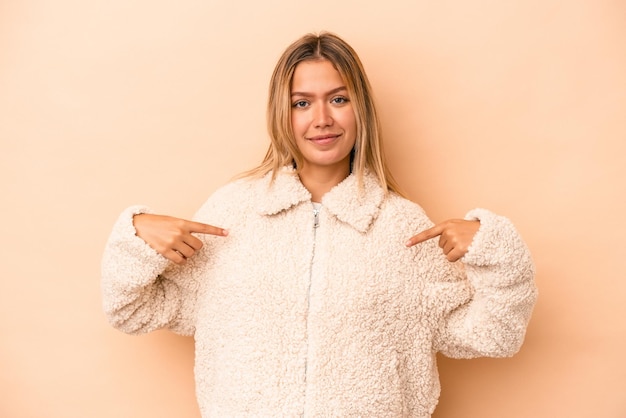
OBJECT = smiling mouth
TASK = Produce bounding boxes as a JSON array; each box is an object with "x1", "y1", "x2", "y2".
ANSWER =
[{"x1": 307, "y1": 133, "x2": 342, "y2": 144}]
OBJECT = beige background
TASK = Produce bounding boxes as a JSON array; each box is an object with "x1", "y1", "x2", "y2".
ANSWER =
[{"x1": 1, "y1": 0, "x2": 625, "y2": 417}]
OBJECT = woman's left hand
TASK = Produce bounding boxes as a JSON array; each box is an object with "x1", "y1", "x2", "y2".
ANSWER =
[{"x1": 405, "y1": 219, "x2": 480, "y2": 262}]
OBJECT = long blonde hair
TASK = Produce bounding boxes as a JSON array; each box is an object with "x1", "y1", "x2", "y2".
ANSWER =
[{"x1": 242, "y1": 32, "x2": 403, "y2": 195}]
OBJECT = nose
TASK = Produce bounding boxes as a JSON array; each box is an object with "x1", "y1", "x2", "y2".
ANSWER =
[{"x1": 313, "y1": 103, "x2": 333, "y2": 128}]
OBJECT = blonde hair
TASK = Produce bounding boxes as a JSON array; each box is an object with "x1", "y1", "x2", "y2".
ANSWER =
[{"x1": 242, "y1": 32, "x2": 403, "y2": 195}]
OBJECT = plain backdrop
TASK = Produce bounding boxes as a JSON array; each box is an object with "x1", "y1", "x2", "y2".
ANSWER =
[{"x1": 1, "y1": 0, "x2": 625, "y2": 417}]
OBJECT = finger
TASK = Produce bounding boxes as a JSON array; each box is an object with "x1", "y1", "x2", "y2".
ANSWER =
[
  {"x1": 174, "y1": 243, "x2": 195, "y2": 259},
  {"x1": 439, "y1": 234, "x2": 448, "y2": 251},
  {"x1": 405, "y1": 224, "x2": 444, "y2": 247},
  {"x1": 186, "y1": 220, "x2": 229, "y2": 237},
  {"x1": 184, "y1": 234, "x2": 204, "y2": 251},
  {"x1": 165, "y1": 249, "x2": 187, "y2": 265},
  {"x1": 445, "y1": 248, "x2": 463, "y2": 263}
]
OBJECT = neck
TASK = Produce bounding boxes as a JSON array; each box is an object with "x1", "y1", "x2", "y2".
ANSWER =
[{"x1": 298, "y1": 163, "x2": 351, "y2": 203}]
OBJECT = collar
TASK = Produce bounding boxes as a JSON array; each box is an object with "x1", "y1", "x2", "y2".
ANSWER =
[{"x1": 256, "y1": 166, "x2": 385, "y2": 233}]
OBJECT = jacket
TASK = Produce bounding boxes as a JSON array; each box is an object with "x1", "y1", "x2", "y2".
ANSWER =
[{"x1": 101, "y1": 167, "x2": 537, "y2": 417}]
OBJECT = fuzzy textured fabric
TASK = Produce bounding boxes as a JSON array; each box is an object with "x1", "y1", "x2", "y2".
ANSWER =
[{"x1": 101, "y1": 167, "x2": 537, "y2": 417}]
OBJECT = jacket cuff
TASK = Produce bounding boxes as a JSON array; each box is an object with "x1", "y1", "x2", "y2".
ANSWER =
[
  {"x1": 105, "y1": 205, "x2": 171, "y2": 287},
  {"x1": 461, "y1": 208, "x2": 531, "y2": 270}
]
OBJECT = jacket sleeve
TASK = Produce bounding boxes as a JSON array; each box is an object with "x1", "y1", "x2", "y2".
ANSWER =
[
  {"x1": 433, "y1": 208, "x2": 538, "y2": 358},
  {"x1": 100, "y1": 205, "x2": 202, "y2": 336}
]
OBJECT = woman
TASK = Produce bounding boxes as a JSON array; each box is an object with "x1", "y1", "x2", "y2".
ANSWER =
[{"x1": 102, "y1": 32, "x2": 537, "y2": 417}]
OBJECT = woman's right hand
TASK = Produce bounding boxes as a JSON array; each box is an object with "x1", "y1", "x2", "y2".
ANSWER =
[{"x1": 133, "y1": 214, "x2": 228, "y2": 264}]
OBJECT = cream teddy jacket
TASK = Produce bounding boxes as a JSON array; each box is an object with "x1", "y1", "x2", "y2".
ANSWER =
[{"x1": 102, "y1": 167, "x2": 537, "y2": 417}]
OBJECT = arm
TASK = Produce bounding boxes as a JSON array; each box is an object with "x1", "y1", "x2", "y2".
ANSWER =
[
  {"x1": 100, "y1": 205, "x2": 227, "y2": 336},
  {"x1": 408, "y1": 209, "x2": 537, "y2": 358}
]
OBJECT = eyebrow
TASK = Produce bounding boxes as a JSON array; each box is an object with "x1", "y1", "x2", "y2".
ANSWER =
[{"x1": 291, "y1": 86, "x2": 348, "y2": 98}]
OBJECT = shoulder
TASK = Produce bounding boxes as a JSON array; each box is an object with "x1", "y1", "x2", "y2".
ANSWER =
[
  {"x1": 193, "y1": 176, "x2": 264, "y2": 222},
  {"x1": 380, "y1": 192, "x2": 434, "y2": 231},
  {"x1": 211, "y1": 176, "x2": 260, "y2": 202}
]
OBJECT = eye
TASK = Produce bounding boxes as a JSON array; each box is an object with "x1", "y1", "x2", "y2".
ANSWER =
[
  {"x1": 331, "y1": 96, "x2": 349, "y2": 105},
  {"x1": 292, "y1": 100, "x2": 309, "y2": 108}
]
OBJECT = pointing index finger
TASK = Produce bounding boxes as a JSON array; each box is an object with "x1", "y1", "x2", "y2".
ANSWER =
[
  {"x1": 405, "y1": 224, "x2": 444, "y2": 247},
  {"x1": 187, "y1": 221, "x2": 229, "y2": 237}
]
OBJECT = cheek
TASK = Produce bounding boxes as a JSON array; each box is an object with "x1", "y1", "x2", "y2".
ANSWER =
[
  {"x1": 348, "y1": 114, "x2": 357, "y2": 133},
  {"x1": 341, "y1": 111, "x2": 357, "y2": 138},
  {"x1": 291, "y1": 113, "x2": 307, "y2": 136},
  {"x1": 337, "y1": 105, "x2": 356, "y2": 129}
]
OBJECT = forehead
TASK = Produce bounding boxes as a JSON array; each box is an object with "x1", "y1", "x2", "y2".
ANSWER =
[{"x1": 291, "y1": 59, "x2": 345, "y2": 93}]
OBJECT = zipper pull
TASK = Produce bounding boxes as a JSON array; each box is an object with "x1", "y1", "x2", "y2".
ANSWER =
[{"x1": 313, "y1": 208, "x2": 320, "y2": 228}]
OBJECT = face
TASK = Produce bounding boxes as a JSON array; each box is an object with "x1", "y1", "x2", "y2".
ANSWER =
[{"x1": 290, "y1": 59, "x2": 357, "y2": 175}]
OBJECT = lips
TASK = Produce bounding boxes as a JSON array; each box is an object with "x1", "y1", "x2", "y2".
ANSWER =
[{"x1": 307, "y1": 133, "x2": 342, "y2": 145}]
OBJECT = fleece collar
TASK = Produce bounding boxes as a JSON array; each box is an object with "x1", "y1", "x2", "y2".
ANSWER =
[{"x1": 256, "y1": 166, "x2": 385, "y2": 233}]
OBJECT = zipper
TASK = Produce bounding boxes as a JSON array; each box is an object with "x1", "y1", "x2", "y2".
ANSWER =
[
  {"x1": 303, "y1": 203, "x2": 320, "y2": 416},
  {"x1": 313, "y1": 207, "x2": 320, "y2": 228}
]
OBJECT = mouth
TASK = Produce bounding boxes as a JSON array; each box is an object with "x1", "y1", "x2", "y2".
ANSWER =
[{"x1": 306, "y1": 133, "x2": 342, "y2": 145}]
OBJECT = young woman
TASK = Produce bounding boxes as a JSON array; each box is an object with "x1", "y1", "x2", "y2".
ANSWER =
[{"x1": 102, "y1": 32, "x2": 537, "y2": 417}]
